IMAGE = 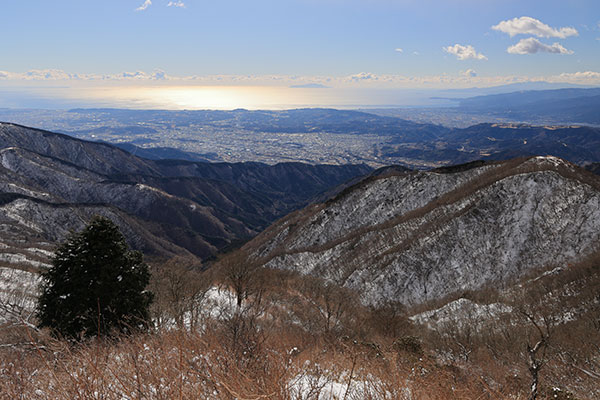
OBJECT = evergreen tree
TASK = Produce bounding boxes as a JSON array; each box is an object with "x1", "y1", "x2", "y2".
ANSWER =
[{"x1": 37, "y1": 216, "x2": 153, "y2": 339}]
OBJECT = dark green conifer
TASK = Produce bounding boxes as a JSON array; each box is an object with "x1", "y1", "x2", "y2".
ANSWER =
[{"x1": 37, "y1": 216, "x2": 153, "y2": 339}]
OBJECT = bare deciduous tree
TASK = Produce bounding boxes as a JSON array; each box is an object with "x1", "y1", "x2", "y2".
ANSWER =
[
  {"x1": 218, "y1": 250, "x2": 262, "y2": 309},
  {"x1": 150, "y1": 257, "x2": 209, "y2": 330},
  {"x1": 297, "y1": 277, "x2": 356, "y2": 335},
  {"x1": 520, "y1": 310, "x2": 552, "y2": 400}
]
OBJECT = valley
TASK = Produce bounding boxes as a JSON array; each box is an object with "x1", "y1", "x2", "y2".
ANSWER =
[
  {"x1": 3, "y1": 0, "x2": 600, "y2": 397},
  {"x1": 0, "y1": 122, "x2": 371, "y2": 263},
  {"x1": 2, "y1": 100, "x2": 600, "y2": 169},
  {"x1": 0, "y1": 109, "x2": 599, "y2": 398}
]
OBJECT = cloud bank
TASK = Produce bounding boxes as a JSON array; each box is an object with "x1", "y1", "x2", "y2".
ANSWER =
[
  {"x1": 492, "y1": 16, "x2": 578, "y2": 38},
  {"x1": 0, "y1": 69, "x2": 169, "y2": 81},
  {"x1": 443, "y1": 44, "x2": 488, "y2": 61},
  {"x1": 2, "y1": 68, "x2": 600, "y2": 88},
  {"x1": 507, "y1": 38, "x2": 573, "y2": 55}
]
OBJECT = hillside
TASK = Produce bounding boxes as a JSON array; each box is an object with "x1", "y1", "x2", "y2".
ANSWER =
[
  {"x1": 0, "y1": 122, "x2": 371, "y2": 264},
  {"x1": 245, "y1": 156, "x2": 600, "y2": 305},
  {"x1": 2, "y1": 148, "x2": 600, "y2": 398},
  {"x1": 458, "y1": 88, "x2": 600, "y2": 124},
  {"x1": 447, "y1": 123, "x2": 600, "y2": 165}
]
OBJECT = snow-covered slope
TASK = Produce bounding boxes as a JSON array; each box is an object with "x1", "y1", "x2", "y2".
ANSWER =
[
  {"x1": 0, "y1": 122, "x2": 370, "y2": 260},
  {"x1": 247, "y1": 157, "x2": 600, "y2": 305}
]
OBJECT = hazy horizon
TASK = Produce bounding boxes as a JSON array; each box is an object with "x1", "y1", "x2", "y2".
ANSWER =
[
  {"x1": 2, "y1": 82, "x2": 599, "y2": 111},
  {"x1": 2, "y1": 1, "x2": 599, "y2": 110}
]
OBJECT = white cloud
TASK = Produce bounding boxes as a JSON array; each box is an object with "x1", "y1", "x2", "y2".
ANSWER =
[
  {"x1": 395, "y1": 48, "x2": 403, "y2": 53},
  {"x1": 117, "y1": 70, "x2": 170, "y2": 80},
  {"x1": 492, "y1": 16, "x2": 578, "y2": 39},
  {"x1": 0, "y1": 68, "x2": 172, "y2": 81},
  {"x1": 443, "y1": 44, "x2": 487, "y2": 61},
  {"x1": 24, "y1": 69, "x2": 79, "y2": 80},
  {"x1": 152, "y1": 70, "x2": 168, "y2": 80},
  {"x1": 412, "y1": 51, "x2": 420, "y2": 55},
  {"x1": 462, "y1": 69, "x2": 477, "y2": 77},
  {"x1": 121, "y1": 71, "x2": 144, "y2": 79},
  {"x1": 167, "y1": 1, "x2": 185, "y2": 7},
  {"x1": 507, "y1": 38, "x2": 573, "y2": 55},
  {"x1": 552, "y1": 71, "x2": 600, "y2": 83},
  {"x1": 348, "y1": 72, "x2": 379, "y2": 82},
  {"x1": 135, "y1": 0, "x2": 152, "y2": 11}
]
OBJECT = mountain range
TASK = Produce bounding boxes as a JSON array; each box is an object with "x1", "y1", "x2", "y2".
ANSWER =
[
  {"x1": 2, "y1": 119, "x2": 600, "y2": 309},
  {"x1": 0, "y1": 122, "x2": 370, "y2": 266},
  {"x1": 457, "y1": 88, "x2": 600, "y2": 125}
]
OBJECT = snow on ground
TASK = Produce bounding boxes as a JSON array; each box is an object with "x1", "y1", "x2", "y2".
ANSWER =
[
  {"x1": 0, "y1": 267, "x2": 41, "y2": 323},
  {"x1": 135, "y1": 183, "x2": 174, "y2": 198},
  {"x1": 202, "y1": 286, "x2": 240, "y2": 320},
  {"x1": 288, "y1": 372, "x2": 352, "y2": 400},
  {"x1": 288, "y1": 368, "x2": 398, "y2": 400},
  {"x1": 410, "y1": 298, "x2": 512, "y2": 330},
  {"x1": 0, "y1": 252, "x2": 51, "y2": 269},
  {"x1": 156, "y1": 286, "x2": 244, "y2": 331},
  {"x1": 25, "y1": 247, "x2": 54, "y2": 258},
  {"x1": 260, "y1": 167, "x2": 600, "y2": 306},
  {"x1": 1, "y1": 199, "x2": 44, "y2": 232},
  {"x1": 0, "y1": 181, "x2": 52, "y2": 200},
  {"x1": 531, "y1": 155, "x2": 572, "y2": 169},
  {"x1": 0, "y1": 267, "x2": 39, "y2": 293},
  {"x1": 528, "y1": 266, "x2": 564, "y2": 283}
]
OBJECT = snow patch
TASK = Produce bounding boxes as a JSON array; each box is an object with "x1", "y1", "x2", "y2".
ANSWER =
[
  {"x1": 135, "y1": 183, "x2": 173, "y2": 198},
  {"x1": 410, "y1": 298, "x2": 512, "y2": 329},
  {"x1": 288, "y1": 369, "x2": 392, "y2": 399},
  {"x1": 0, "y1": 267, "x2": 41, "y2": 323},
  {"x1": 0, "y1": 253, "x2": 51, "y2": 268},
  {"x1": 529, "y1": 155, "x2": 572, "y2": 169},
  {"x1": 203, "y1": 286, "x2": 241, "y2": 320},
  {"x1": 1, "y1": 199, "x2": 43, "y2": 232},
  {"x1": 25, "y1": 247, "x2": 55, "y2": 258}
]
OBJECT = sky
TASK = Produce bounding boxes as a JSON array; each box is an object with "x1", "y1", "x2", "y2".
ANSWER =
[{"x1": 0, "y1": 0, "x2": 599, "y2": 109}]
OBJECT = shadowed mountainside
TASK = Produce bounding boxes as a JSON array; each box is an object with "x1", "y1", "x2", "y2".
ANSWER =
[{"x1": 0, "y1": 122, "x2": 371, "y2": 263}]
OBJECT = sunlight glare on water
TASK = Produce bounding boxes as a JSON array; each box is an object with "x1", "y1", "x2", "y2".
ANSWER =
[{"x1": 45, "y1": 85, "x2": 446, "y2": 110}]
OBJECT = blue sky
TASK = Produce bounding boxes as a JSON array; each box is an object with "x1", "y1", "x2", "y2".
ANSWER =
[{"x1": 0, "y1": 0, "x2": 599, "y2": 108}]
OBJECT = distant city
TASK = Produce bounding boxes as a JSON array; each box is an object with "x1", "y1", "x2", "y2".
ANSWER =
[{"x1": 1, "y1": 87, "x2": 599, "y2": 169}]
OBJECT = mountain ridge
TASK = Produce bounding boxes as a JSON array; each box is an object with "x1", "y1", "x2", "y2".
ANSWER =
[
  {"x1": 458, "y1": 88, "x2": 600, "y2": 125},
  {"x1": 244, "y1": 156, "x2": 600, "y2": 306},
  {"x1": 0, "y1": 122, "x2": 371, "y2": 263}
]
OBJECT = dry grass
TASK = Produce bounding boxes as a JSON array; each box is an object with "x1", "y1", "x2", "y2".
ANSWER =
[
  {"x1": 0, "y1": 326, "x2": 522, "y2": 400},
  {"x1": 1, "y1": 252, "x2": 599, "y2": 399}
]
